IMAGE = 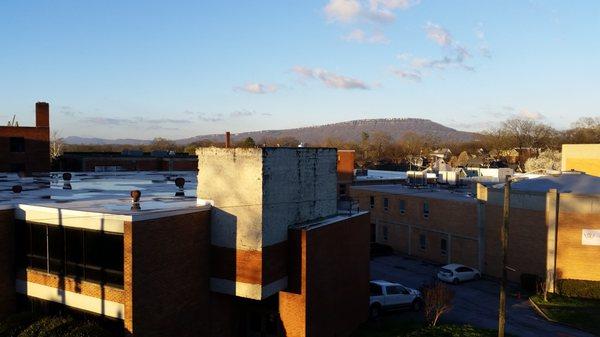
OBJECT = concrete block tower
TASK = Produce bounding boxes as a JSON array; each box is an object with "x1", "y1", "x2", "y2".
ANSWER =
[{"x1": 196, "y1": 147, "x2": 337, "y2": 299}]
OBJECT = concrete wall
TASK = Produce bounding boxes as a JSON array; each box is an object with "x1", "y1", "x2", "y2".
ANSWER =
[
  {"x1": 562, "y1": 144, "x2": 600, "y2": 177},
  {"x1": 280, "y1": 212, "x2": 370, "y2": 337},
  {"x1": 197, "y1": 147, "x2": 337, "y2": 300},
  {"x1": 0, "y1": 209, "x2": 15, "y2": 319},
  {"x1": 124, "y1": 210, "x2": 211, "y2": 337}
]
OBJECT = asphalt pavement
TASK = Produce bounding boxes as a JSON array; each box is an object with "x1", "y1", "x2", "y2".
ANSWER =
[{"x1": 370, "y1": 255, "x2": 596, "y2": 337}]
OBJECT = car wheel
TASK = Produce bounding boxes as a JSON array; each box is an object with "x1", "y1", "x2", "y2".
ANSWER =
[
  {"x1": 452, "y1": 278, "x2": 459, "y2": 285},
  {"x1": 369, "y1": 304, "x2": 381, "y2": 319},
  {"x1": 412, "y1": 299, "x2": 423, "y2": 311}
]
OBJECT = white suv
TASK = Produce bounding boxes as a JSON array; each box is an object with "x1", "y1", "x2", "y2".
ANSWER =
[
  {"x1": 369, "y1": 280, "x2": 422, "y2": 317},
  {"x1": 437, "y1": 264, "x2": 481, "y2": 284}
]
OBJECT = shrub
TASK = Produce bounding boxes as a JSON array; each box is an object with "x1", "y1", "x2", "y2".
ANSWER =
[
  {"x1": 557, "y1": 279, "x2": 600, "y2": 299},
  {"x1": 520, "y1": 273, "x2": 542, "y2": 294},
  {"x1": 17, "y1": 316, "x2": 71, "y2": 337},
  {"x1": 0, "y1": 312, "x2": 40, "y2": 337},
  {"x1": 405, "y1": 324, "x2": 498, "y2": 337}
]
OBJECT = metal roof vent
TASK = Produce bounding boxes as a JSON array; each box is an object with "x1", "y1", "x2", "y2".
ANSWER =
[{"x1": 175, "y1": 177, "x2": 185, "y2": 197}]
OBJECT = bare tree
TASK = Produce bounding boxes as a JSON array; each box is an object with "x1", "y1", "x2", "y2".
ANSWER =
[
  {"x1": 50, "y1": 131, "x2": 64, "y2": 160},
  {"x1": 421, "y1": 281, "x2": 454, "y2": 326},
  {"x1": 564, "y1": 117, "x2": 600, "y2": 144}
]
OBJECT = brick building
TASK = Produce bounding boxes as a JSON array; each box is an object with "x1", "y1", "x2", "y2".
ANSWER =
[
  {"x1": 351, "y1": 171, "x2": 600, "y2": 288},
  {"x1": 0, "y1": 148, "x2": 370, "y2": 337},
  {"x1": 0, "y1": 102, "x2": 50, "y2": 175},
  {"x1": 561, "y1": 143, "x2": 600, "y2": 177}
]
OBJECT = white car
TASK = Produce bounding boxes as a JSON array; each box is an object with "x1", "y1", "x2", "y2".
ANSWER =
[
  {"x1": 437, "y1": 264, "x2": 481, "y2": 284},
  {"x1": 369, "y1": 280, "x2": 422, "y2": 317}
]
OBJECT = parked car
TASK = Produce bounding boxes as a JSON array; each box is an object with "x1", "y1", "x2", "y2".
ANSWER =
[
  {"x1": 437, "y1": 264, "x2": 481, "y2": 284},
  {"x1": 369, "y1": 280, "x2": 422, "y2": 317}
]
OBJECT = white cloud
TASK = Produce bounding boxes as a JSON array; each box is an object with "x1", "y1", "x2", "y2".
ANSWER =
[
  {"x1": 231, "y1": 109, "x2": 256, "y2": 117},
  {"x1": 342, "y1": 29, "x2": 389, "y2": 44},
  {"x1": 292, "y1": 66, "x2": 371, "y2": 90},
  {"x1": 324, "y1": 0, "x2": 362, "y2": 22},
  {"x1": 235, "y1": 83, "x2": 278, "y2": 94},
  {"x1": 517, "y1": 109, "x2": 546, "y2": 121},
  {"x1": 391, "y1": 69, "x2": 422, "y2": 82},
  {"x1": 324, "y1": 0, "x2": 419, "y2": 23},
  {"x1": 425, "y1": 22, "x2": 453, "y2": 46},
  {"x1": 474, "y1": 22, "x2": 492, "y2": 58}
]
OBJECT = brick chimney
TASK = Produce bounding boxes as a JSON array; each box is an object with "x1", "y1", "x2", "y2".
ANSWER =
[
  {"x1": 225, "y1": 131, "x2": 231, "y2": 148},
  {"x1": 35, "y1": 102, "x2": 49, "y2": 128}
]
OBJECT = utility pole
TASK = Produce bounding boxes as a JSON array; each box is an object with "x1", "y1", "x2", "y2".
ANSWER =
[{"x1": 498, "y1": 177, "x2": 511, "y2": 337}]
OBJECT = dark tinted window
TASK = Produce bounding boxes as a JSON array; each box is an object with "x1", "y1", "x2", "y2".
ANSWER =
[
  {"x1": 441, "y1": 238, "x2": 447, "y2": 256},
  {"x1": 30, "y1": 224, "x2": 47, "y2": 271},
  {"x1": 370, "y1": 283, "x2": 383, "y2": 296},
  {"x1": 383, "y1": 198, "x2": 389, "y2": 210},
  {"x1": 48, "y1": 226, "x2": 64, "y2": 274},
  {"x1": 65, "y1": 228, "x2": 84, "y2": 278},
  {"x1": 370, "y1": 196, "x2": 375, "y2": 208},
  {"x1": 399, "y1": 200, "x2": 406, "y2": 213},
  {"x1": 387, "y1": 286, "x2": 401, "y2": 295},
  {"x1": 456, "y1": 267, "x2": 471, "y2": 273}
]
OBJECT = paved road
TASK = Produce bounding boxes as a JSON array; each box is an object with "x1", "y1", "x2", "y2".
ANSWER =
[{"x1": 371, "y1": 255, "x2": 596, "y2": 337}]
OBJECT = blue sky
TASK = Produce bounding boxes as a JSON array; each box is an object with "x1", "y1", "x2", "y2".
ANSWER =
[{"x1": 1, "y1": 0, "x2": 598, "y2": 139}]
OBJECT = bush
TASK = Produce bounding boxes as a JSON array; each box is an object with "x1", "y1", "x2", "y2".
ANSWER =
[
  {"x1": 520, "y1": 273, "x2": 542, "y2": 294},
  {"x1": 17, "y1": 316, "x2": 72, "y2": 337},
  {"x1": 405, "y1": 324, "x2": 498, "y2": 337},
  {"x1": 0, "y1": 312, "x2": 40, "y2": 337},
  {"x1": 557, "y1": 279, "x2": 600, "y2": 299}
]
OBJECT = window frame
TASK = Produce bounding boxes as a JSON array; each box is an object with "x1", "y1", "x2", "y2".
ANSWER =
[
  {"x1": 440, "y1": 238, "x2": 448, "y2": 256},
  {"x1": 419, "y1": 234, "x2": 427, "y2": 250},
  {"x1": 383, "y1": 197, "x2": 389, "y2": 211},
  {"x1": 423, "y1": 200, "x2": 430, "y2": 219},
  {"x1": 370, "y1": 196, "x2": 375, "y2": 209},
  {"x1": 398, "y1": 199, "x2": 406, "y2": 214}
]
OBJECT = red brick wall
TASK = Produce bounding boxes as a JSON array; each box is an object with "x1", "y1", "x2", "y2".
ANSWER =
[
  {"x1": 556, "y1": 211, "x2": 600, "y2": 281},
  {"x1": 337, "y1": 151, "x2": 355, "y2": 184},
  {"x1": 280, "y1": 213, "x2": 370, "y2": 337},
  {"x1": 0, "y1": 209, "x2": 15, "y2": 319},
  {"x1": 0, "y1": 126, "x2": 50, "y2": 174},
  {"x1": 124, "y1": 210, "x2": 211, "y2": 337}
]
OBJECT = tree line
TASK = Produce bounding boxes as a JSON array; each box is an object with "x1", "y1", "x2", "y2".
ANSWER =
[{"x1": 56, "y1": 117, "x2": 599, "y2": 166}]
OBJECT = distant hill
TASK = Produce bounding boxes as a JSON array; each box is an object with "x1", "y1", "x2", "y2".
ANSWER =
[
  {"x1": 175, "y1": 118, "x2": 477, "y2": 145},
  {"x1": 64, "y1": 118, "x2": 477, "y2": 145}
]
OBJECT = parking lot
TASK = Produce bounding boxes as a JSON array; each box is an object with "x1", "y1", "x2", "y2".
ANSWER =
[{"x1": 371, "y1": 255, "x2": 595, "y2": 337}]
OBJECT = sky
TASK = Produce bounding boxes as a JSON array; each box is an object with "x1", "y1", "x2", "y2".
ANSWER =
[{"x1": 0, "y1": 0, "x2": 599, "y2": 140}]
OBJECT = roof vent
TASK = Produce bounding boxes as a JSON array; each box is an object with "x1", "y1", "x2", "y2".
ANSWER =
[
  {"x1": 63, "y1": 172, "x2": 72, "y2": 181},
  {"x1": 175, "y1": 177, "x2": 185, "y2": 197},
  {"x1": 12, "y1": 185, "x2": 22, "y2": 193},
  {"x1": 130, "y1": 190, "x2": 141, "y2": 211}
]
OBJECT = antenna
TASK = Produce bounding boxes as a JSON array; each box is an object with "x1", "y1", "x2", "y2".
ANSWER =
[{"x1": 7, "y1": 115, "x2": 19, "y2": 127}]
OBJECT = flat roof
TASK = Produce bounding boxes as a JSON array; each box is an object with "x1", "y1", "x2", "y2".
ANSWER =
[
  {"x1": 0, "y1": 171, "x2": 206, "y2": 216},
  {"x1": 351, "y1": 184, "x2": 477, "y2": 203},
  {"x1": 504, "y1": 172, "x2": 600, "y2": 195}
]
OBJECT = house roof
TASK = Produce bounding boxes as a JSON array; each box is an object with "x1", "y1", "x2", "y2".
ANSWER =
[{"x1": 509, "y1": 172, "x2": 600, "y2": 194}]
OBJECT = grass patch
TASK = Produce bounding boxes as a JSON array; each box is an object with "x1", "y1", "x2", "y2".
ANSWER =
[
  {"x1": 351, "y1": 313, "x2": 507, "y2": 337},
  {"x1": 531, "y1": 293, "x2": 600, "y2": 334}
]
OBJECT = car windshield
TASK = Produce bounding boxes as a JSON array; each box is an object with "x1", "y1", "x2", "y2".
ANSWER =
[
  {"x1": 370, "y1": 283, "x2": 383, "y2": 296},
  {"x1": 440, "y1": 268, "x2": 453, "y2": 274}
]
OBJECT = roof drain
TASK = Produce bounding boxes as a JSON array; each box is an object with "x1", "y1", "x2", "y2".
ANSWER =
[{"x1": 62, "y1": 172, "x2": 72, "y2": 190}]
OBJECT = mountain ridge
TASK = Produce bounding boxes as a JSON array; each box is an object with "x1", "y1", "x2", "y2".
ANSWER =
[{"x1": 64, "y1": 118, "x2": 478, "y2": 145}]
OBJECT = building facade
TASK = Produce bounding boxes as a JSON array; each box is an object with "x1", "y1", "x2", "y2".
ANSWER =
[
  {"x1": 0, "y1": 102, "x2": 50, "y2": 175},
  {"x1": 561, "y1": 144, "x2": 600, "y2": 177},
  {"x1": 351, "y1": 172, "x2": 600, "y2": 287},
  {"x1": 1, "y1": 148, "x2": 370, "y2": 337}
]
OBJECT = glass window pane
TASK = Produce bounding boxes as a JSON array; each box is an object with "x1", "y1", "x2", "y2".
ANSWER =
[
  {"x1": 47, "y1": 226, "x2": 64, "y2": 274},
  {"x1": 103, "y1": 233, "x2": 124, "y2": 286},
  {"x1": 30, "y1": 224, "x2": 47, "y2": 271},
  {"x1": 65, "y1": 228, "x2": 84, "y2": 279},
  {"x1": 84, "y1": 231, "x2": 103, "y2": 282},
  {"x1": 14, "y1": 221, "x2": 29, "y2": 269}
]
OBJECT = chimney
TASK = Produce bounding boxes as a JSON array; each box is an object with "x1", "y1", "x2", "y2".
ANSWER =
[
  {"x1": 225, "y1": 131, "x2": 231, "y2": 148},
  {"x1": 35, "y1": 102, "x2": 49, "y2": 128}
]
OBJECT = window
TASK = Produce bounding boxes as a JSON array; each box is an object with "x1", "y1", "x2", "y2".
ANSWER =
[
  {"x1": 456, "y1": 266, "x2": 472, "y2": 273},
  {"x1": 339, "y1": 184, "x2": 347, "y2": 196},
  {"x1": 382, "y1": 226, "x2": 388, "y2": 241},
  {"x1": 441, "y1": 238, "x2": 447, "y2": 256},
  {"x1": 15, "y1": 221, "x2": 124, "y2": 287},
  {"x1": 370, "y1": 283, "x2": 383, "y2": 296},
  {"x1": 423, "y1": 201, "x2": 430, "y2": 218},
  {"x1": 386, "y1": 286, "x2": 401, "y2": 295},
  {"x1": 370, "y1": 196, "x2": 375, "y2": 209},
  {"x1": 419, "y1": 234, "x2": 427, "y2": 250},
  {"x1": 399, "y1": 200, "x2": 406, "y2": 214},
  {"x1": 9, "y1": 137, "x2": 25, "y2": 152},
  {"x1": 383, "y1": 198, "x2": 389, "y2": 211}
]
